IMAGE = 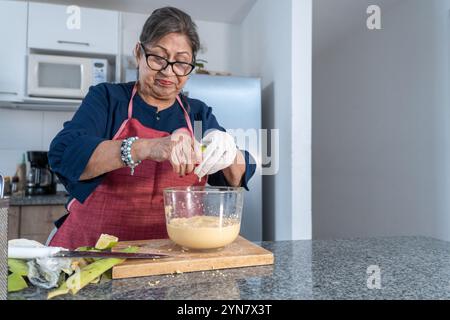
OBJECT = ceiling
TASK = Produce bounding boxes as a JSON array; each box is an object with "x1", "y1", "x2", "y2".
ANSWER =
[
  {"x1": 314, "y1": 0, "x2": 404, "y2": 56},
  {"x1": 22, "y1": 0, "x2": 257, "y2": 24}
]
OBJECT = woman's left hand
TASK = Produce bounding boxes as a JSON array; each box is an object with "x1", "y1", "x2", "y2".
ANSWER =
[{"x1": 194, "y1": 130, "x2": 238, "y2": 179}]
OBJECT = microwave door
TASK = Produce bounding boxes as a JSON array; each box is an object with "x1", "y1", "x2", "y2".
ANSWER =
[{"x1": 27, "y1": 54, "x2": 86, "y2": 99}]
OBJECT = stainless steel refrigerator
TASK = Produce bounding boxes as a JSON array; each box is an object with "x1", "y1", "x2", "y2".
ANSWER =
[{"x1": 184, "y1": 74, "x2": 262, "y2": 241}]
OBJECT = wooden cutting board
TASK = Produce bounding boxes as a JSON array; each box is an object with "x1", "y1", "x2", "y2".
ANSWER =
[{"x1": 112, "y1": 236, "x2": 274, "y2": 279}]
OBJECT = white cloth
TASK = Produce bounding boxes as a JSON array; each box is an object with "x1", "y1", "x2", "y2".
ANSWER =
[
  {"x1": 8, "y1": 238, "x2": 72, "y2": 289},
  {"x1": 194, "y1": 130, "x2": 237, "y2": 178}
]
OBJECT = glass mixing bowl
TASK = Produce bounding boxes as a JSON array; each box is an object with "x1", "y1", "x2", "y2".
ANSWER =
[{"x1": 163, "y1": 186, "x2": 244, "y2": 250}]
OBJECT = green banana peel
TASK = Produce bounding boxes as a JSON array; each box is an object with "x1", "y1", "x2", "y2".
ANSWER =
[
  {"x1": 76, "y1": 246, "x2": 101, "y2": 252},
  {"x1": 90, "y1": 276, "x2": 101, "y2": 284},
  {"x1": 48, "y1": 246, "x2": 138, "y2": 298},
  {"x1": 8, "y1": 259, "x2": 28, "y2": 276},
  {"x1": 8, "y1": 273, "x2": 28, "y2": 292},
  {"x1": 47, "y1": 282, "x2": 69, "y2": 300}
]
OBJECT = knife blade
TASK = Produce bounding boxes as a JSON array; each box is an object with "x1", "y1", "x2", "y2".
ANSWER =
[
  {"x1": 54, "y1": 250, "x2": 169, "y2": 259},
  {"x1": 8, "y1": 246, "x2": 169, "y2": 260}
]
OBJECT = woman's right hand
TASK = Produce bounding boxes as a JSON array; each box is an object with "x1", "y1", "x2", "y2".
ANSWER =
[
  {"x1": 137, "y1": 136, "x2": 174, "y2": 162},
  {"x1": 169, "y1": 129, "x2": 202, "y2": 176},
  {"x1": 134, "y1": 131, "x2": 201, "y2": 176}
]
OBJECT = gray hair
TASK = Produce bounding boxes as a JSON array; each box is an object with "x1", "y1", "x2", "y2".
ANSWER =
[{"x1": 139, "y1": 7, "x2": 200, "y2": 61}]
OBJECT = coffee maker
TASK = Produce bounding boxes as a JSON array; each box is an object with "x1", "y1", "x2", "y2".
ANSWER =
[{"x1": 26, "y1": 151, "x2": 57, "y2": 196}]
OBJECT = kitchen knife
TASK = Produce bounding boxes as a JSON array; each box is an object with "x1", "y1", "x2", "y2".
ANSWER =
[{"x1": 8, "y1": 246, "x2": 170, "y2": 260}]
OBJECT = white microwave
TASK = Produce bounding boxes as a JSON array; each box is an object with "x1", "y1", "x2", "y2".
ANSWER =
[{"x1": 27, "y1": 54, "x2": 108, "y2": 99}]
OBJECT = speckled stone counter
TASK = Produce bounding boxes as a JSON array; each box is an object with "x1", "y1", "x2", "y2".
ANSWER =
[
  {"x1": 8, "y1": 236, "x2": 450, "y2": 300},
  {"x1": 9, "y1": 192, "x2": 69, "y2": 206}
]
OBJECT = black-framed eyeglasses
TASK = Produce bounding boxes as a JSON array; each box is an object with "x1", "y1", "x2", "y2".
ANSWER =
[{"x1": 139, "y1": 43, "x2": 195, "y2": 77}]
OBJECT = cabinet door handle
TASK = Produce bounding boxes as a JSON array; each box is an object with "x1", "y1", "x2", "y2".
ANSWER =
[
  {"x1": 57, "y1": 40, "x2": 90, "y2": 46},
  {"x1": 0, "y1": 91, "x2": 18, "y2": 95}
]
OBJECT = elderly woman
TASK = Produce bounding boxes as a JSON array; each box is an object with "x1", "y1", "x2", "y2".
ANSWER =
[{"x1": 46, "y1": 7, "x2": 256, "y2": 249}]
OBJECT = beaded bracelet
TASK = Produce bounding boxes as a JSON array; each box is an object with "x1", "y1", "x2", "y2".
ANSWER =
[{"x1": 120, "y1": 136, "x2": 141, "y2": 176}]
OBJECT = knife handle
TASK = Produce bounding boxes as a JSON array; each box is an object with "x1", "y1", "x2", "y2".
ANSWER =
[{"x1": 8, "y1": 246, "x2": 65, "y2": 259}]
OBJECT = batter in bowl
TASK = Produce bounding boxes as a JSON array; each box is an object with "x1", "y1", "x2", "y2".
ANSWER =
[{"x1": 167, "y1": 216, "x2": 241, "y2": 250}]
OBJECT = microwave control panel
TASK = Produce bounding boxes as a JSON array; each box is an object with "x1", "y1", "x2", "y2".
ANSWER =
[{"x1": 92, "y1": 60, "x2": 108, "y2": 85}]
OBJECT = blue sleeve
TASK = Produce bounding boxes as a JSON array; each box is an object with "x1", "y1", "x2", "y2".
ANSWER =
[
  {"x1": 207, "y1": 150, "x2": 257, "y2": 191},
  {"x1": 48, "y1": 84, "x2": 109, "y2": 203},
  {"x1": 196, "y1": 103, "x2": 257, "y2": 191}
]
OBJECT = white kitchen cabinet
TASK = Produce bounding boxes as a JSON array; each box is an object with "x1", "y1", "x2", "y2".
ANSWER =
[
  {"x1": 0, "y1": 1, "x2": 27, "y2": 101},
  {"x1": 28, "y1": 2, "x2": 119, "y2": 55}
]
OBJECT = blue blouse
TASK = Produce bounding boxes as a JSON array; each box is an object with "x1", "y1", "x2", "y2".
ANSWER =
[{"x1": 49, "y1": 82, "x2": 257, "y2": 208}]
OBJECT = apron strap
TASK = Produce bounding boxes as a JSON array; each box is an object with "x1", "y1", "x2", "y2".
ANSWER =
[
  {"x1": 128, "y1": 84, "x2": 138, "y2": 119},
  {"x1": 176, "y1": 95, "x2": 194, "y2": 138}
]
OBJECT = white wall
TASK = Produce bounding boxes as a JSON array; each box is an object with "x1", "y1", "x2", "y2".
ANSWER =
[
  {"x1": 313, "y1": 0, "x2": 450, "y2": 240},
  {"x1": 240, "y1": 0, "x2": 312, "y2": 240},
  {"x1": 292, "y1": 0, "x2": 312, "y2": 240},
  {"x1": 0, "y1": 109, "x2": 74, "y2": 177}
]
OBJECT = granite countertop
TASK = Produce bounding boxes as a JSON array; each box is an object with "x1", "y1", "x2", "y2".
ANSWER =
[
  {"x1": 8, "y1": 236, "x2": 450, "y2": 300},
  {"x1": 8, "y1": 192, "x2": 69, "y2": 206}
]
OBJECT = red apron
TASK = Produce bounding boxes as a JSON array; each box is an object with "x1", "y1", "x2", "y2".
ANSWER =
[{"x1": 49, "y1": 84, "x2": 207, "y2": 249}]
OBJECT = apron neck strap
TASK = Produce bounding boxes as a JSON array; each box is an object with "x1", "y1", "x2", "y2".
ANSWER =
[
  {"x1": 128, "y1": 83, "x2": 194, "y2": 138},
  {"x1": 128, "y1": 84, "x2": 138, "y2": 119},
  {"x1": 176, "y1": 95, "x2": 194, "y2": 138}
]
